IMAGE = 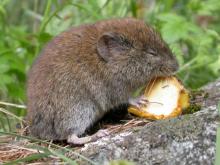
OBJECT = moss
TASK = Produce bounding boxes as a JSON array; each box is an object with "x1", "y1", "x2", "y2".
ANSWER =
[
  {"x1": 190, "y1": 90, "x2": 209, "y2": 100},
  {"x1": 182, "y1": 89, "x2": 209, "y2": 115},
  {"x1": 182, "y1": 104, "x2": 201, "y2": 115},
  {"x1": 204, "y1": 92, "x2": 209, "y2": 99}
]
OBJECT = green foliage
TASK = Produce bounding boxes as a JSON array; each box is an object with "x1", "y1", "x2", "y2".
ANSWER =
[
  {"x1": 0, "y1": 0, "x2": 220, "y2": 131},
  {"x1": 109, "y1": 160, "x2": 135, "y2": 165},
  {"x1": 147, "y1": 0, "x2": 220, "y2": 88}
]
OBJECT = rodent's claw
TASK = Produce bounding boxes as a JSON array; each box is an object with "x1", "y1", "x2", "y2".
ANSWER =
[
  {"x1": 139, "y1": 95, "x2": 149, "y2": 105},
  {"x1": 129, "y1": 95, "x2": 149, "y2": 108}
]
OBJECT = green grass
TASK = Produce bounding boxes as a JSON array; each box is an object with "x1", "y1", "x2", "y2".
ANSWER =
[{"x1": 0, "y1": 132, "x2": 96, "y2": 165}]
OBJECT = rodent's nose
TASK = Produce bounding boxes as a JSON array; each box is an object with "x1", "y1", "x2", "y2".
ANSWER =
[
  {"x1": 168, "y1": 59, "x2": 179, "y2": 74},
  {"x1": 174, "y1": 61, "x2": 179, "y2": 70},
  {"x1": 172, "y1": 61, "x2": 179, "y2": 73}
]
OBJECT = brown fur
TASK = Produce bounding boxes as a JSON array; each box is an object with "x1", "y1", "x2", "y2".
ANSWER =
[{"x1": 27, "y1": 18, "x2": 178, "y2": 140}]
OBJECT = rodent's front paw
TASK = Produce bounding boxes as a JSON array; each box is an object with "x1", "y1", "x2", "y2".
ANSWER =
[{"x1": 129, "y1": 95, "x2": 149, "y2": 108}]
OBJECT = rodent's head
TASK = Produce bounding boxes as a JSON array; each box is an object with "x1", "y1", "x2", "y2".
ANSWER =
[{"x1": 96, "y1": 18, "x2": 179, "y2": 87}]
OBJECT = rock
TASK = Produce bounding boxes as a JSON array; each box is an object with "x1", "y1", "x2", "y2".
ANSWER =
[{"x1": 72, "y1": 79, "x2": 220, "y2": 165}]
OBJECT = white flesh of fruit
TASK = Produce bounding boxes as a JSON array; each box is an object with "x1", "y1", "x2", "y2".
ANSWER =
[{"x1": 144, "y1": 79, "x2": 180, "y2": 116}]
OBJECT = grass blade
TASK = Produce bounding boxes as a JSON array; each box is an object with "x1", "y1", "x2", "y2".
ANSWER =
[
  {"x1": 0, "y1": 108, "x2": 24, "y2": 122},
  {"x1": 0, "y1": 101, "x2": 26, "y2": 109},
  {"x1": 2, "y1": 153, "x2": 50, "y2": 165},
  {"x1": 0, "y1": 132, "x2": 97, "y2": 165},
  {"x1": 49, "y1": 148, "x2": 78, "y2": 165}
]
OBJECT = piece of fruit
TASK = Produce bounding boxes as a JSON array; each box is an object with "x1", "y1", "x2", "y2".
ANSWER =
[{"x1": 128, "y1": 76, "x2": 190, "y2": 120}]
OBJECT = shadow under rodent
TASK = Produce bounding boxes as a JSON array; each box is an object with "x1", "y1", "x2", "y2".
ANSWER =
[{"x1": 26, "y1": 18, "x2": 179, "y2": 144}]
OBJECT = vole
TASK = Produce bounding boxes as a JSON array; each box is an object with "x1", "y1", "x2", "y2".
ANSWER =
[{"x1": 27, "y1": 18, "x2": 179, "y2": 144}]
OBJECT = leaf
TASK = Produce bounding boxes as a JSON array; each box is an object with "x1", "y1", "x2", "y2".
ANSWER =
[
  {"x1": 157, "y1": 13, "x2": 185, "y2": 23},
  {"x1": 0, "y1": 63, "x2": 10, "y2": 73},
  {"x1": 38, "y1": 32, "x2": 53, "y2": 43},
  {"x1": 130, "y1": 0, "x2": 137, "y2": 17},
  {"x1": 157, "y1": 14, "x2": 190, "y2": 43},
  {"x1": 109, "y1": 160, "x2": 135, "y2": 165},
  {"x1": 0, "y1": 74, "x2": 13, "y2": 85},
  {"x1": 170, "y1": 43, "x2": 185, "y2": 66},
  {"x1": 161, "y1": 21, "x2": 189, "y2": 43},
  {"x1": 206, "y1": 29, "x2": 220, "y2": 39}
]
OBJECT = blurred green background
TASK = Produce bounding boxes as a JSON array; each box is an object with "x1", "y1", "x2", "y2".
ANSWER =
[{"x1": 0, "y1": 0, "x2": 220, "y2": 131}]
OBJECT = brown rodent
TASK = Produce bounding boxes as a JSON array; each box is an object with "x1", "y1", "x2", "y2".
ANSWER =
[{"x1": 27, "y1": 18, "x2": 179, "y2": 144}]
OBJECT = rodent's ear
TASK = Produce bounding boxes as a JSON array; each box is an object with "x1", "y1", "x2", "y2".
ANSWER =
[{"x1": 97, "y1": 32, "x2": 131, "y2": 62}]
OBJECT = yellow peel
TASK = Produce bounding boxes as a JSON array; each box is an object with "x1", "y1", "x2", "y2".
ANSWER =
[{"x1": 128, "y1": 77, "x2": 190, "y2": 120}]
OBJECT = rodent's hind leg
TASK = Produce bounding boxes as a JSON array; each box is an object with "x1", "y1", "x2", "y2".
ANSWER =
[
  {"x1": 67, "y1": 129, "x2": 109, "y2": 145},
  {"x1": 67, "y1": 134, "x2": 91, "y2": 145},
  {"x1": 129, "y1": 95, "x2": 149, "y2": 108}
]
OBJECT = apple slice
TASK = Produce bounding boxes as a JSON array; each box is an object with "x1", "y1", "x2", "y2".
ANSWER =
[{"x1": 128, "y1": 77, "x2": 190, "y2": 120}]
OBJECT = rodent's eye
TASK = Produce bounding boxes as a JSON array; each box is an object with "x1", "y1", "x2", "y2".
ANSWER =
[{"x1": 148, "y1": 49, "x2": 157, "y2": 56}]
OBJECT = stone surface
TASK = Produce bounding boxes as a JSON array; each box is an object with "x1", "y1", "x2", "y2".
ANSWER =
[{"x1": 73, "y1": 79, "x2": 220, "y2": 165}]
